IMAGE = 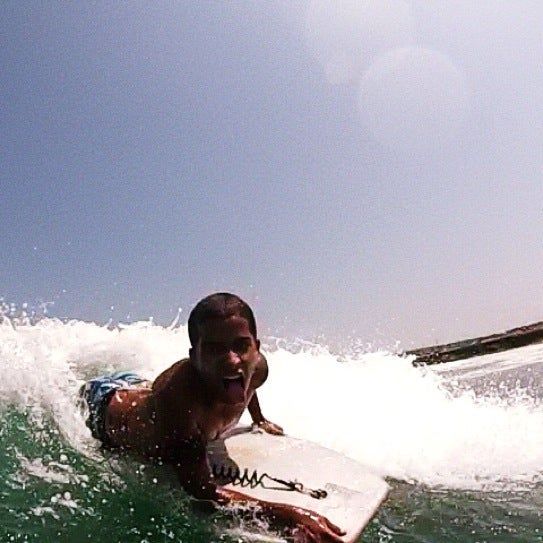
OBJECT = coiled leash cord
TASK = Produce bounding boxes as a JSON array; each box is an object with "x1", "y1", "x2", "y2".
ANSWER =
[{"x1": 211, "y1": 464, "x2": 327, "y2": 500}]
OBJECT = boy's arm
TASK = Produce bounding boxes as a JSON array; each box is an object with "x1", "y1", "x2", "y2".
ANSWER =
[
  {"x1": 216, "y1": 487, "x2": 345, "y2": 542},
  {"x1": 247, "y1": 393, "x2": 284, "y2": 435},
  {"x1": 247, "y1": 353, "x2": 284, "y2": 435},
  {"x1": 175, "y1": 443, "x2": 344, "y2": 542}
]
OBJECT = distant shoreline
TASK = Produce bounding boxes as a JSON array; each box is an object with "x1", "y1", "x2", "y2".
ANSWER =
[{"x1": 406, "y1": 320, "x2": 543, "y2": 365}]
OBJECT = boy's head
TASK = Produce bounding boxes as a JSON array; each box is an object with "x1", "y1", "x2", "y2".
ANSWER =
[
  {"x1": 188, "y1": 293, "x2": 257, "y2": 347},
  {"x1": 188, "y1": 293, "x2": 260, "y2": 404}
]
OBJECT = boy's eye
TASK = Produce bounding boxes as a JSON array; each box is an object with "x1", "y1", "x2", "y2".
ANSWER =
[
  {"x1": 202, "y1": 342, "x2": 226, "y2": 355},
  {"x1": 232, "y1": 338, "x2": 251, "y2": 353},
  {"x1": 201, "y1": 338, "x2": 252, "y2": 355}
]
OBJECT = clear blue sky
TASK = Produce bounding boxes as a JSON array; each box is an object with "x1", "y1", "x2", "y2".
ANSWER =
[{"x1": 2, "y1": 1, "x2": 542, "y2": 348}]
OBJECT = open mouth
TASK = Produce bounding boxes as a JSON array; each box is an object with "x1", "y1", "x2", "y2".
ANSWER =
[{"x1": 222, "y1": 374, "x2": 246, "y2": 403}]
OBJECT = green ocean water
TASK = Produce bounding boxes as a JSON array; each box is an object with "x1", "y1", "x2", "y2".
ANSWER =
[
  {"x1": 1, "y1": 409, "x2": 220, "y2": 543},
  {"x1": 2, "y1": 317, "x2": 543, "y2": 542}
]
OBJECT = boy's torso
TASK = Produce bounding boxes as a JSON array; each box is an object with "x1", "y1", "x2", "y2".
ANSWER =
[{"x1": 104, "y1": 359, "x2": 251, "y2": 456}]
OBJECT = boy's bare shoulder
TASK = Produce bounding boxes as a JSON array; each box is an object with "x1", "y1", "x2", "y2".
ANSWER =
[{"x1": 152, "y1": 358, "x2": 191, "y2": 396}]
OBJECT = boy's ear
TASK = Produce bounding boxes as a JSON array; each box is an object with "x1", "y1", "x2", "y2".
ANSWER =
[
  {"x1": 189, "y1": 347, "x2": 194, "y2": 361},
  {"x1": 256, "y1": 339, "x2": 261, "y2": 351}
]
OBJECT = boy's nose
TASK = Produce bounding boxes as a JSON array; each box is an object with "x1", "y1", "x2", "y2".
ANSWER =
[{"x1": 224, "y1": 350, "x2": 241, "y2": 368}]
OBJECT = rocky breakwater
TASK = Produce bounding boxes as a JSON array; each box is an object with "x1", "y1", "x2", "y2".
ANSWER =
[{"x1": 406, "y1": 321, "x2": 543, "y2": 365}]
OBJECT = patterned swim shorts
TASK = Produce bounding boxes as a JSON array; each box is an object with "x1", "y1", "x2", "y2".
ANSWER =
[{"x1": 80, "y1": 371, "x2": 150, "y2": 447}]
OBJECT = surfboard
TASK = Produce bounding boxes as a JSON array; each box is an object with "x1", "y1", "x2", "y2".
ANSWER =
[{"x1": 207, "y1": 426, "x2": 389, "y2": 542}]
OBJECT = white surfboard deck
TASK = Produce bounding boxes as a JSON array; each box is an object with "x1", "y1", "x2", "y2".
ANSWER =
[{"x1": 207, "y1": 426, "x2": 388, "y2": 543}]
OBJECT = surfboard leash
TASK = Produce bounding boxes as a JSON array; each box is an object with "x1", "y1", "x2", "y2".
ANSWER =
[{"x1": 211, "y1": 464, "x2": 328, "y2": 500}]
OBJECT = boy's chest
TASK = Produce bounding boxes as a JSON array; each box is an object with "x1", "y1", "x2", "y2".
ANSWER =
[
  {"x1": 195, "y1": 402, "x2": 246, "y2": 441},
  {"x1": 156, "y1": 397, "x2": 246, "y2": 447}
]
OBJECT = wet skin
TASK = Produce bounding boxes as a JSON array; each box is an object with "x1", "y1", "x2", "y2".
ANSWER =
[{"x1": 104, "y1": 316, "x2": 344, "y2": 542}]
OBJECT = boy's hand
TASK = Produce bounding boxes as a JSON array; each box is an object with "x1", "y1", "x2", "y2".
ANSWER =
[
  {"x1": 252, "y1": 419, "x2": 284, "y2": 435},
  {"x1": 271, "y1": 503, "x2": 345, "y2": 543},
  {"x1": 288, "y1": 512, "x2": 345, "y2": 543}
]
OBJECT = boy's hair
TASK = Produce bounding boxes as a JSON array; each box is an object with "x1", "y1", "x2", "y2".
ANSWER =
[{"x1": 188, "y1": 293, "x2": 257, "y2": 346}]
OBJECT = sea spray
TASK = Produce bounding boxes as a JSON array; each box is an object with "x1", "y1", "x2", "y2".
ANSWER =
[
  {"x1": 255, "y1": 345, "x2": 543, "y2": 490},
  {"x1": 0, "y1": 316, "x2": 542, "y2": 492}
]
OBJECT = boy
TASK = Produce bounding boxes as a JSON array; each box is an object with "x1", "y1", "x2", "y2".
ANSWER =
[{"x1": 82, "y1": 293, "x2": 343, "y2": 542}]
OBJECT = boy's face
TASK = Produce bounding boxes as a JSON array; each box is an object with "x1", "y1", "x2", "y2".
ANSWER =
[{"x1": 190, "y1": 315, "x2": 261, "y2": 405}]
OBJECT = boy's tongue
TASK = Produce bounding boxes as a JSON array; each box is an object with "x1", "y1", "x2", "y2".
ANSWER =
[{"x1": 223, "y1": 377, "x2": 245, "y2": 403}]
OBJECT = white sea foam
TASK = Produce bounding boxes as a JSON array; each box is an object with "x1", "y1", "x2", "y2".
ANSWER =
[{"x1": 1, "y1": 315, "x2": 542, "y2": 491}]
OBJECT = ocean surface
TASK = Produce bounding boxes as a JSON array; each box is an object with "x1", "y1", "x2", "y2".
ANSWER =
[{"x1": 1, "y1": 313, "x2": 542, "y2": 542}]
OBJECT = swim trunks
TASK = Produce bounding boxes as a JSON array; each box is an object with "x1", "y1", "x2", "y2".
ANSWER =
[{"x1": 80, "y1": 371, "x2": 150, "y2": 447}]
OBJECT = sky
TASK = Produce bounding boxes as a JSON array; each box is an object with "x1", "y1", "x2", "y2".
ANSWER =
[{"x1": 1, "y1": 1, "x2": 542, "y2": 350}]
